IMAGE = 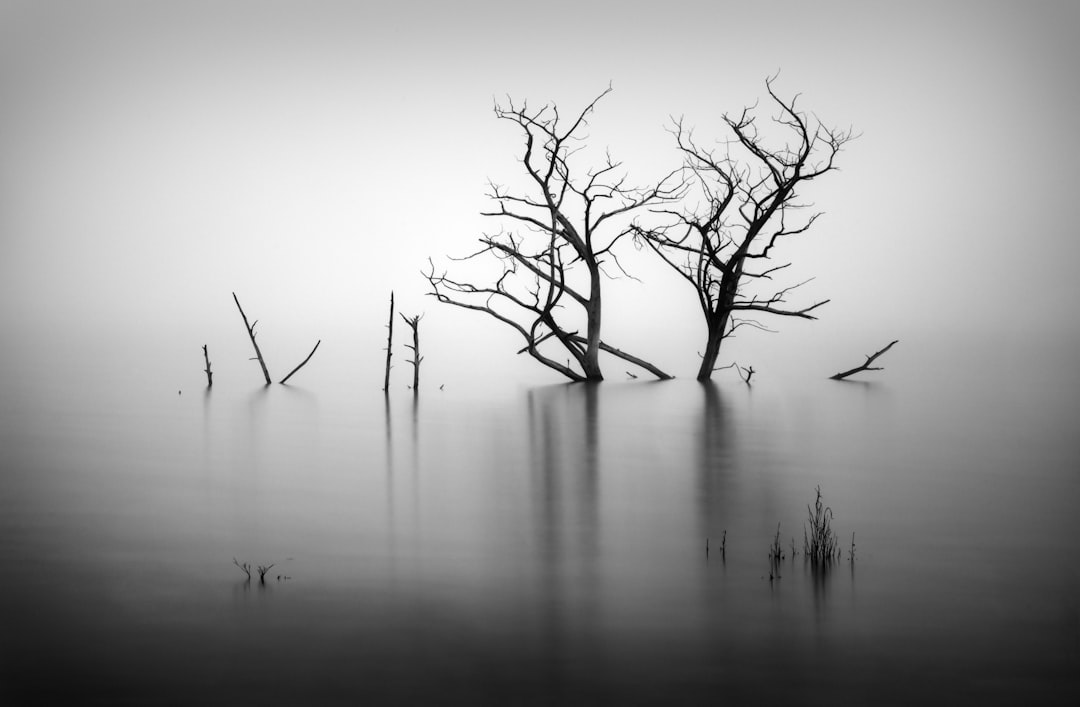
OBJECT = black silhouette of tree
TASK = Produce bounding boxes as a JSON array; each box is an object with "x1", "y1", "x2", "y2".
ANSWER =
[
  {"x1": 635, "y1": 78, "x2": 854, "y2": 380},
  {"x1": 426, "y1": 88, "x2": 680, "y2": 382}
]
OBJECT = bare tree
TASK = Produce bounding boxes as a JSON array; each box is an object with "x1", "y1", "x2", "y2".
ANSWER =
[
  {"x1": 232, "y1": 558, "x2": 251, "y2": 581},
  {"x1": 426, "y1": 88, "x2": 680, "y2": 382},
  {"x1": 256, "y1": 563, "x2": 275, "y2": 584},
  {"x1": 635, "y1": 79, "x2": 854, "y2": 380}
]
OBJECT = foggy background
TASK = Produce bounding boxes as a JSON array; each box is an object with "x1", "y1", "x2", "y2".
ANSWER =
[{"x1": 1, "y1": 0, "x2": 1078, "y2": 389}]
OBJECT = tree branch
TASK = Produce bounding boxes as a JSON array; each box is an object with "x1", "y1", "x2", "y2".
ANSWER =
[{"x1": 829, "y1": 340, "x2": 899, "y2": 380}]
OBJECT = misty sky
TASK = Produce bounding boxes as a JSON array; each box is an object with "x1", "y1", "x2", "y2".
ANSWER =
[{"x1": 1, "y1": 0, "x2": 1077, "y2": 385}]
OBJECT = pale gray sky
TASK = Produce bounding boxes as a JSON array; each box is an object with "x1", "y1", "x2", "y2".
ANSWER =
[{"x1": 1, "y1": 0, "x2": 1077, "y2": 384}]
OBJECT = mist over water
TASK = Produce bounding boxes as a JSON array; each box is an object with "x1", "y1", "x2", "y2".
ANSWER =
[
  {"x1": 1, "y1": 331, "x2": 1076, "y2": 705},
  {"x1": 2, "y1": 2, "x2": 1080, "y2": 703}
]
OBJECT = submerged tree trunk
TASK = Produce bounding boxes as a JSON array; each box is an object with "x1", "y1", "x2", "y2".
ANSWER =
[
  {"x1": 582, "y1": 276, "x2": 604, "y2": 380},
  {"x1": 232, "y1": 292, "x2": 271, "y2": 385},
  {"x1": 696, "y1": 275, "x2": 737, "y2": 380},
  {"x1": 696, "y1": 313, "x2": 729, "y2": 381}
]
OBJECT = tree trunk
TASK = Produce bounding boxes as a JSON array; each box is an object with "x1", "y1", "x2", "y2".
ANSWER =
[
  {"x1": 697, "y1": 268, "x2": 740, "y2": 380},
  {"x1": 696, "y1": 311, "x2": 730, "y2": 381},
  {"x1": 581, "y1": 267, "x2": 604, "y2": 380}
]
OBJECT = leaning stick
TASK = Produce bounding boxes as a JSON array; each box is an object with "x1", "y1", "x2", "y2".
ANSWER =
[
  {"x1": 279, "y1": 340, "x2": 321, "y2": 384},
  {"x1": 232, "y1": 292, "x2": 271, "y2": 385}
]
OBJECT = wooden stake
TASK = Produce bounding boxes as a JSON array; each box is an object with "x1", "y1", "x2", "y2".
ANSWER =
[{"x1": 383, "y1": 292, "x2": 394, "y2": 393}]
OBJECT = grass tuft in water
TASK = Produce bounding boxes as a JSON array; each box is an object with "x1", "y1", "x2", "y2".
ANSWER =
[{"x1": 803, "y1": 485, "x2": 839, "y2": 567}]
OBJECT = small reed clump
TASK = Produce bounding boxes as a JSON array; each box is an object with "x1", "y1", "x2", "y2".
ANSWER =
[
  {"x1": 803, "y1": 485, "x2": 839, "y2": 567},
  {"x1": 768, "y1": 523, "x2": 784, "y2": 563}
]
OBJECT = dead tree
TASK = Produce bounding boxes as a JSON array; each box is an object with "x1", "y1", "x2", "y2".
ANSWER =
[
  {"x1": 279, "y1": 340, "x2": 321, "y2": 384},
  {"x1": 829, "y1": 339, "x2": 898, "y2": 380},
  {"x1": 256, "y1": 563, "x2": 275, "y2": 584},
  {"x1": 635, "y1": 78, "x2": 854, "y2": 380},
  {"x1": 232, "y1": 292, "x2": 271, "y2": 385},
  {"x1": 426, "y1": 88, "x2": 680, "y2": 382},
  {"x1": 383, "y1": 292, "x2": 394, "y2": 393},
  {"x1": 202, "y1": 345, "x2": 213, "y2": 387},
  {"x1": 400, "y1": 313, "x2": 422, "y2": 392}
]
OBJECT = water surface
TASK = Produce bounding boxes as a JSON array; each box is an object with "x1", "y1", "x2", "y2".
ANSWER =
[{"x1": 1, "y1": 338, "x2": 1077, "y2": 705}]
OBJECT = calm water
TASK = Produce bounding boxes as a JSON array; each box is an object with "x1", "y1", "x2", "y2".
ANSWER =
[{"x1": 1, "y1": 337, "x2": 1077, "y2": 705}]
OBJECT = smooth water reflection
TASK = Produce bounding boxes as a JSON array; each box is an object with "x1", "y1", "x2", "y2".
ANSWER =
[{"x1": 0, "y1": 360, "x2": 1078, "y2": 705}]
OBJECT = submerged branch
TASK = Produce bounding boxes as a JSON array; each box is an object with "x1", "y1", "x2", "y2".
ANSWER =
[{"x1": 829, "y1": 339, "x2": 899, "y2": 380}]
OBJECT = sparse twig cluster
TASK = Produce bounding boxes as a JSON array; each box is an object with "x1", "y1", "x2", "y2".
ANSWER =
[
  {"x1": 706, "y1": 529, "x2": 727, "y2": 560},
  {"x1": 768, "y1": 522, "x2": 785, "y2": 563}
]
